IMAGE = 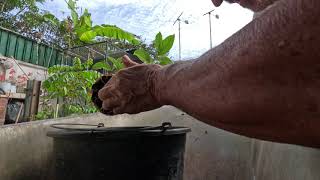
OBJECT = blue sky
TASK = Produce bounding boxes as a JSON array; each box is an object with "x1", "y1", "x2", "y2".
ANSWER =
[{"x1": 40, "y1": 0, "x2": 253, "y2": 60}]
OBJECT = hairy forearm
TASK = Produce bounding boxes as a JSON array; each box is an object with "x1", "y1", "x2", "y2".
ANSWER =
[{"x1": 155, "y1": 0, "x2": 320, "y2": 147}]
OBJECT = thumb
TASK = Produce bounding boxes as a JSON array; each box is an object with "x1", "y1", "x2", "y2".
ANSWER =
[
  {"x1": 212, "y1": 0, "x2": 223, "y2": 7},
  {"x1": 122, "y1": 55, "x2": 139, "y2": 68}
]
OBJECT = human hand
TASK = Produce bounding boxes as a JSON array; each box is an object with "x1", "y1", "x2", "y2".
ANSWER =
[
  {"x1": 212, "y1": 0, "x2": 278, "y2": 11},
  {"x1": 98, "y1": 55, "x2": 162, "y2": 115}
]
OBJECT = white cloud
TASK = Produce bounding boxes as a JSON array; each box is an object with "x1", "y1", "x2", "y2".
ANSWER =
[{"x1": 40, "y1": 0, "x2": 253, "y2": 60}]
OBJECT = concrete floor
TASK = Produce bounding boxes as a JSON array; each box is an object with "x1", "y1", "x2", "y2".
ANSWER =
[{"x1": 1, "y1": 106, "x2": 320, "y2": 180}]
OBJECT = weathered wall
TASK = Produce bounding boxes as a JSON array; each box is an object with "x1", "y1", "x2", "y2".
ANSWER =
[
  {"x1": 2, "y1": 57, "x2": 47, "y2": 86},
  {"x1": 252, "y1": 140, "x2": 320, "y2": 180},
  {"x1": 15, "y1": 60, "x2": 47, "y2": 82},
  {"x1": 0, "y1": 106, "x2": 319, "y2": 180},
  {"x1": 0, "y1": 56, "x2": 47, "y2": 95}
]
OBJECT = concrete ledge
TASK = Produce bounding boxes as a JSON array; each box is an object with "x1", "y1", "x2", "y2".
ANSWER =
[{"x1": 0, "y1": 106, "x2": 319, "y2": 180}]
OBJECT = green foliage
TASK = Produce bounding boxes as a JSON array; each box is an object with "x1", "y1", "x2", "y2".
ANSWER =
[
  {"x1": 154, "y1": 32, "x2": 163, "y2": 52},
  {"x1": 91, "y1": 57, "x2": 124, "y2": 72},
  {"x1": 43, "y1": 58, "x2": 99, "y2": 99},
  {"x1": 133, "y1": 32, "x2": 175, "y2": 65},
  {"x1": 35, "y1": 108, "x2": 54, "y2": 120},
  {"x1": 158, "y1": 56, "x2": 173, "y2": 65},
  {"x1": 134, "y1": 48, "x2": 153, "y2": 63},
  {"x1": 67, "y1": 0, "x2": 78, "y2": 25},
  {"x1": 92, "y1": 62, "x2": 112, "y2": 71},
  {"x1": 93, "y1": 31, "x2": 175, "y2": 72},
  {"x1": 40, "y1": 57, "x2": 101, "y2": 119},
  {"x1": 153, "y1": 32, "x2": 175, "y2": 55},
  {"x1": 153, "y1": 32, "x2": 175, "y2": 56},
  {"x1": 49, "y1": 0, "x2": 141, "y2": 48},
  {"x1": 108, "y1": 57, "x2": 124, "y2": 71},
  {"x1": 158, "y1": 34, "x2": 175, "y2": 56},
  {"x1": 43, "y1": 13, "x2": 60, "y2": 26},
  {"x1": 79, "y1": 24, "x2": 140, "y2": 45},
  {"x1": 0, "y1": 0, "x2": 68, "y2": 47}
]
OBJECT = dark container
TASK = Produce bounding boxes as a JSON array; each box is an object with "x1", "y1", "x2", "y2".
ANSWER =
[{"x1": 47, "y1": 122, "x2": 191, "y2": 180}]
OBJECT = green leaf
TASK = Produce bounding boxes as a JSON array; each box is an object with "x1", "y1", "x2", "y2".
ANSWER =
[
  {"x1": 43, "y1": 13, "x2": 59, "y2": 26},
  {"x1": 63, "y1": 87, "x2": 68, "y2": 95},
  {"x1": 79, "y1": 30, "x2": 97, "y2": 42},
  {"x1": 154, "y1": 32, "x2": 162, "y2": 52},
  {"x1": 133, "y1": 48, "x2": 153, "y2": 63},
  {"x1": 108, "y1": 57, "x2": 124, "y2": 71},
  {"x1": 68, "y1": 0, "x2": 78, "y2": 25},
  {"x1": 115, "y1": 58, "x2": 125, "y2": 70},
  {"x1": 82, "y1": 87, "x2": 87, "y2": 95},
  {"x1": 158, "y1": 35, "x2": 175, "y2": 55},
  {"x1": 84, "y1": 16, "x2": 92, "y2": 27},
  {"x1": 83, "y1": 9, "x2": 92, "y2": 27},
  {"x1": 92, "y1": 62, "x2": 112, "y2": 71},
  {"x1": 159, "y1": 56, "x2": 173, "y2": 65},
  {"x1": 91, "y1": 25, "x2": 140, "y2": 45}
]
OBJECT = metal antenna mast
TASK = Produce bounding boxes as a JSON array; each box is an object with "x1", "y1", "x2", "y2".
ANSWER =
[
  {"x1": 173, "y1": 12, "x2": 189, "y2": 60},
  {"x1": 203, "y1": 9, "x2": 219, "y2": 49}
]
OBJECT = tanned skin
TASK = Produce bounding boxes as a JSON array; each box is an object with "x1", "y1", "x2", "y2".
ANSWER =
[{"x1": 98, "y1": 0, "x2": 320, "y2": 148}]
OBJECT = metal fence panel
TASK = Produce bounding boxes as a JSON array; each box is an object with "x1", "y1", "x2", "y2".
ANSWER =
[
  {"x1": 16, "y1": 37, "x2": 25, "y2": 60},
  {"x1": 0, "y1": 27, "x2": 73, "y2": 67}
]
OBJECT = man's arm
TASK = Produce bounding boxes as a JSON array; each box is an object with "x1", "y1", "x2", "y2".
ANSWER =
[
  {"x1": 154, "y1": 0, "x2": 320, "y2": 147},
  {"x1": 213, "y1": 0, "x2": 280, "y2": 12},
  {"x1": 99, "y1": 0, "x2": 320, "y2": 148}
]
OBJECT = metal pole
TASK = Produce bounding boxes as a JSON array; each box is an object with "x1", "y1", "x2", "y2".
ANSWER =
[
  {"x1": 178, "y1": 20, "x2": 181, "y2": 60},
  {"x1": 209, "y1": 12, "x2": 213, "y2": 49},
  {"x1": 173, "y1": 12, "x2": 184, "y2": 60},
  {"x1": 203, "y1": 9, "x2": 215, "y2": 49}
]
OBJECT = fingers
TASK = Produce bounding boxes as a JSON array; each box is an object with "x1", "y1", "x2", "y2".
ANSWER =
[
  {"x1": 113, "y1": 102, "x2": 135, "y2": 115},
  {"x1": 104, "y1": 97, "x2": 131, "y2": 115},
  {"x1": 212, "y1": 0, "x2": 223, "y2": 6},
  {"x1": 98, "y1": 86, "x2": 112, "y2": 100},
  {"x1": 113, "y1": 106, "x2": 126, "y2": 115},
  {"x1": 122, "y1": 55, "x2": 139, "y2": 68},
  {"x1": 102, "y1": 97, "x2": 120, "y2": 110}
]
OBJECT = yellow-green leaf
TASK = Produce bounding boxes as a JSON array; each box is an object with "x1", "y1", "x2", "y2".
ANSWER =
[
  {"x1": 134, "y1": 48, "x2": 153, "y2": 63},
  {"x1": 159, "y1": 35, "x2": 175, "y2": 55},
  {"x1": 159, "y1": 56, "x2": 173, "y2": 65}
]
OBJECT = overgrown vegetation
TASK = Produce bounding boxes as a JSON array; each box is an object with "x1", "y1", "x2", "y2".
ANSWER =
[
  {"x1": 42, "y1": 0, "x2": 141, "y2": 48},
  {"x1": 1, "y1": 0, "x2": 176, "y2": 120},
  {"x1": 36, "y1": 58, "x2": 100, "y2": 119}
]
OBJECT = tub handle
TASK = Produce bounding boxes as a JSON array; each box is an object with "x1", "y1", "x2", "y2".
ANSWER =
[{"x1": 160, "y1": 122, "x2": 172, "y2": 132}]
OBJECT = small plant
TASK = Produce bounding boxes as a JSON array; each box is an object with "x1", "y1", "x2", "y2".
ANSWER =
[
  {"x1": 38, "y1": 57, "x2": 101, "y2": 119},
  {"x1": 91, "y1": 56, "x2": 124, "y2": 73},
  {"x1": 37, "y1": 0, "x2": 176, "y2": 120},
  {"x1": 35, "y1": 108, "x2": 54, "y2": 120},
  {"x1": 91, "y1": 32, "x2": 175, "y2": 74},
  {"x1": 134, "y1": 32, "x2": 175, "y2": 65}
]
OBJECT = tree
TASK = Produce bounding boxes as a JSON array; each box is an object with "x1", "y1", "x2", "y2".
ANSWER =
[{"x1": 0, "y1": 0, "x2": 67, "y2": 47}]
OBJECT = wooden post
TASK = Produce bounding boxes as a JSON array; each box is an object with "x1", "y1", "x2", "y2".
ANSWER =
[
  {"x1": 30, "y1": 80, "x2": 41, "y2": 120},
  {"x1": 23, "y1": 80, "x2": 33, "y2": 121},
  {"x1": 15, "y1": 103, "x2": 24, "y2": 124},
  {"x1": 0, "y1": 97, "x2": 8, "y2": 125},
  {"x1": 23, "y1": 80, "x2": 41, "y2": 121}
]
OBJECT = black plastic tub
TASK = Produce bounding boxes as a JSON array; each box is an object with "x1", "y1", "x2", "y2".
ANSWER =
[{"x1": 47, "y1": 122, "x2": 191, "y2": 180}]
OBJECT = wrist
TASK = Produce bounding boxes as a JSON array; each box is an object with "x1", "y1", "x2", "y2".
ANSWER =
[{"x1": 149, "y1": 65, "x2": 167, "y2": 106}]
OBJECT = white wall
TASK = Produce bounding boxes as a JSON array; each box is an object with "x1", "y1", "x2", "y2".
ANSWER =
[{"x1": 0, "y1": 56, "x2": 47, "y2": 90}]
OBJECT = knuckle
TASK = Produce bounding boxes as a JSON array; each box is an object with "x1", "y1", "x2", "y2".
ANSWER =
[{"x1": 98, "y1": 89, "x2": 106, "y2": 100}]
